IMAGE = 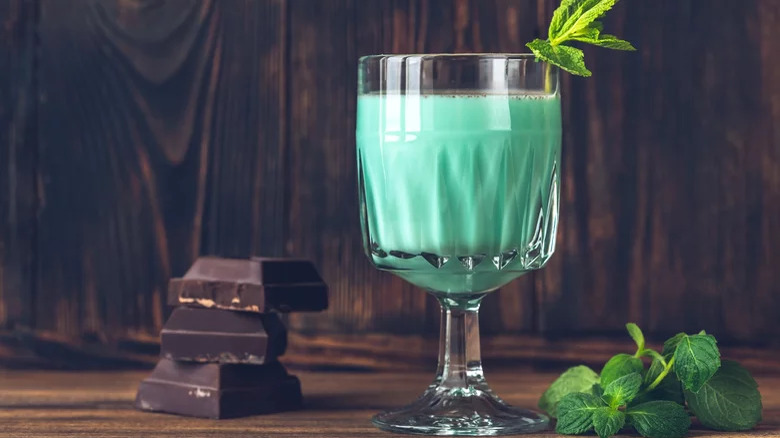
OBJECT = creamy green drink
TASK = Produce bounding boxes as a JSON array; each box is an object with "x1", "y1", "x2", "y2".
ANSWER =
[{"x1": 357, "y1": 93, "x2": 561, "y2": 293}]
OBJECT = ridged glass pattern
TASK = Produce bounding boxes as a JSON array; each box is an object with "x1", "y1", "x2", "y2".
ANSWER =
[{"x1": 357, "y1": 94, "x2": 561, "y2": 293}]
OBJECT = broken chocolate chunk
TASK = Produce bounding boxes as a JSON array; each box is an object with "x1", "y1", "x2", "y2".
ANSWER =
[
  {"x1": 167, "y1": 256, "x2": 328, "y2": 313},
  {"x1": 161, "y1": 307, "x2": 287, "y2": 364},
  {"x1": 134, "y1": 359, "x2": 302, "y2": 419}
]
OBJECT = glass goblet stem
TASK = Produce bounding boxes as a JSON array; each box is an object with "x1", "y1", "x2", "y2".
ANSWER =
[
  {"x1": 371, "y1": 291, "x2": 548, "y2": 435},
  {"x1": 434, "y1": 294, "x2": 488, "y2": 391}
]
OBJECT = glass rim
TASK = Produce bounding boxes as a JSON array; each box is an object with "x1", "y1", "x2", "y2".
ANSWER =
[{"x1": 359, "y1": 53, "x2": 540, "y2": 62}]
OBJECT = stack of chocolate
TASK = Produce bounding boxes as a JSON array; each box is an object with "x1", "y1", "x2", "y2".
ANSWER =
[{"x1": 135, "y1": 256, "x2": 328, "y2": 419}]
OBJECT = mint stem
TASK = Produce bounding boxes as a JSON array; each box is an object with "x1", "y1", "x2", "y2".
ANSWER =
[
  {"x1": 638, "y1": 349, "x2": 666, "y2": 365},
  {"x1": 645, "y1": 357, "x2": 675, "y2": 392}
]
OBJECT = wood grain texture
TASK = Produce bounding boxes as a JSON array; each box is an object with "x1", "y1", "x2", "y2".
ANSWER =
[
  {"x1": 36, "y1": 0, "x2": 212, "y2": 337},
  {"x1": 0, "y1": 329, "x2": 156, "y2": 369},
  {"x1": 286, "y1": 0, "x2": 366, "y2": 334},
  {"x1": 6, "y1": 328, "x2": 780, "y2": 378},
  {"x1": 0, "y1": 0, "x2": 37, "y2": 330},
  {"x1": 284, "y1": 333, "x2": 780, "y2": 375},
  {"x1": 536, "y1": 0, "x2": 780, "y2": 341},
  {"x1": 0, "y1": 369, "x2": 778, "y2": 437},
  {"x1": 201, "y1": 0, "x2": 287, "y2": 259},
  {"x1": 35, "y1": 0, "x2": 285, "y2": 338},
  {"x1": 741, "y1": 0, "x2": 780, "y2": 341}
]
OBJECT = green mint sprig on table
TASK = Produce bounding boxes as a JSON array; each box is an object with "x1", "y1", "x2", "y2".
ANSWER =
[
  {"x1": 538, "y1": 323, "x2": 763, "y2": 438},
  {"x1": 526, "y1": 0, "x2": 636, "y2": 77}
]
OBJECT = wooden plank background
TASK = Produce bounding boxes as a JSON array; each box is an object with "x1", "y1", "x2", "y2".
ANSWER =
[
  {"x1": 0, "y1": 0, "x2": 37, "y2": 332},
  {"x1": 0, "y1": 0, "x2": 779, "y2": 368}
]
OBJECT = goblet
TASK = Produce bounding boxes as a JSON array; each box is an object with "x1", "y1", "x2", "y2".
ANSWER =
[{"x1": 357, "y1": 54, "x2": 561, "y2": 436}]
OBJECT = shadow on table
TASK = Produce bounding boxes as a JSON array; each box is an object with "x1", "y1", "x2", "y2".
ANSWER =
[
  {"x1": 0, "y1": 401, "x2": 131, "y2": 410},
  {"x1": 303, "y1": 392, "x2": 400, "y2": 411}
]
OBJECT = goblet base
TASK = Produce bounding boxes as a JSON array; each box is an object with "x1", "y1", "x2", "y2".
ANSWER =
[{"x1": 372, "y1": 382, "x2": 549, "y2": 436}]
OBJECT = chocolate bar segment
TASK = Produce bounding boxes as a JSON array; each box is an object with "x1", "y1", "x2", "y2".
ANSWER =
[
  {"x1": 167, "y1": 256, "x2": 328, "y2": 313},
  {"x1": 161, "y1": 307, "x2": 287, "y2": 364},
  {"x1": 134, "y1": 359, "x2": 302, "y2": 419},
  {"x1": 252, "y1": 257, "x2": 323, "y2": 284}
]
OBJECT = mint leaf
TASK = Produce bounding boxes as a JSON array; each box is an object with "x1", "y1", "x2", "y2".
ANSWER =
[
  {"x1": 567, "y1": 0, "x2": 618, "y2": 40},
  {"x1": 644, "y1": 357, "x2": 666, "y2": 385},
  {"x1": 600, "y1": 353, "x2": 643, "y2": 387},
  {"x1": 548, "y1": 0, "x2": 582, "y2": 38},
  {"x1": 684, "y1": 360, "x2": 762, "y2": 431},
  {"x1": 570, "y1": 27, "x2": 601, "y2": 41},
  {"x1": 549, "y1": 0, "x2": 619, "y2": 45},
  {"x1": 556, "y1": 393, "x2": 605, "y2": 434},
  {"x1": 571, "y1": 34, "x2": 636, "y2": 51},
  {"x1": 625, "y1": 323, "x2": 645, "y2": 353},
  {"x1": 526, "y1": 39, "x2": 591, "y2": 77},
  {"x1": 539, "y1": 365, "x2": 599, "y2": 417},
  {"x1": 592, "y1": 407, "x2": 625, "y2": 438},
  {"x1": 662, "y1": 333, "x2": 686, "y2": 358},
  {"x1": 627, "y1": 401, "x2": 691, "y2": 438},
  {"x1": 603, "y1": 372, "x2": 642, "y2": 407},
  {"x1": 570, "y1": 20, "x2": 604, "y2": 39},
  {"x1": 673, "y1": 334, "x2": 721, "y2": 392}
]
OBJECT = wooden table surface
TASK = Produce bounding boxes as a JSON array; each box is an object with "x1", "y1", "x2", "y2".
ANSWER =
[{"x1": 0, "y1": 369, "x2": 778, "y2": 437}]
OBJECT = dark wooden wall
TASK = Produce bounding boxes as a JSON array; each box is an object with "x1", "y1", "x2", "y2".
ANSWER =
[{"x1": 1, "y1": 0, "x2": 779, "y2": 369}]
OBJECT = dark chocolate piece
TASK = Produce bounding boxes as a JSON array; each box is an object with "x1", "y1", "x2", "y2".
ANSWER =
[
  {"x1": 135, "y1": 359, "x2": 302, "y2": 419},
  {"x1": 167, "y1": 256, "x2": 328, "y2": 313},
  {"x1": 161, "y1": 307, "x2": 287, "y2": 364}
]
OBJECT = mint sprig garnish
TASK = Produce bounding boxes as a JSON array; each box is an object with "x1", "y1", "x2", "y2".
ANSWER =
[
  {"x1": 526, "y1": 0, "x2": 636, "y2": 76},
  {"x1": 539, "y1": 323, "x2": 763, "y2": 438}
]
